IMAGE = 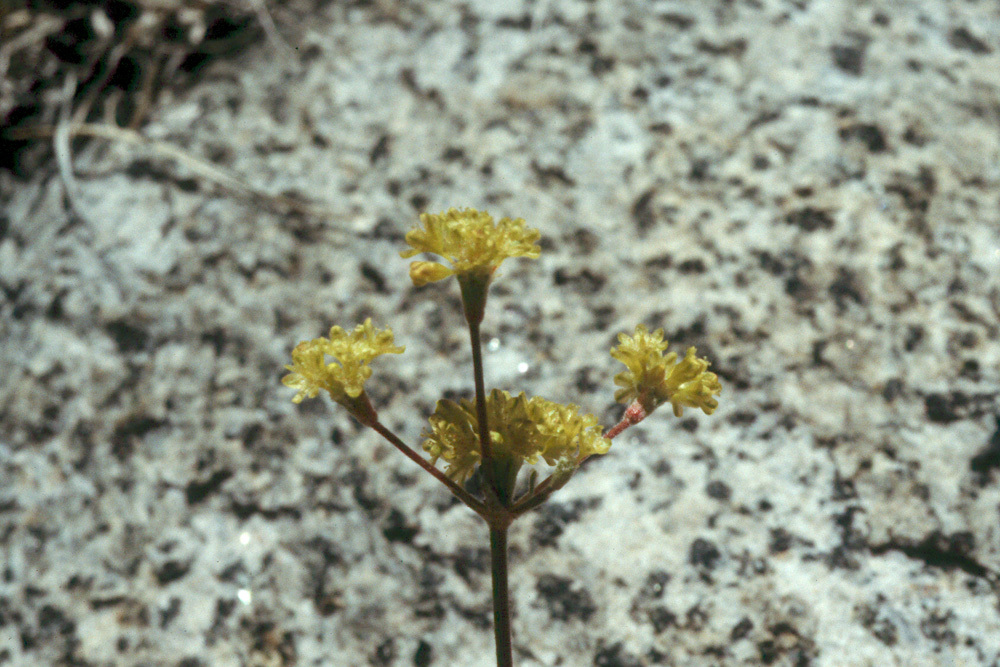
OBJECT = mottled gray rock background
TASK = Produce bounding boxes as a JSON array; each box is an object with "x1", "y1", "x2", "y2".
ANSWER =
[{"x1": 2, "y1": 1, "x2": 1000, "y2": 666}]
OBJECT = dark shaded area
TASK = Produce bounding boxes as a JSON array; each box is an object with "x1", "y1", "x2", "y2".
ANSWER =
[
  {"x1": 631, "y1": 189, "x2": 656, "y2": 234},
  {"x1": 360, "y1": 262, "x2": 389, "y2": 293},
  {"x1": 594, "y1": 642, "x2": 643, "y2": 667},
  {"x1": 696, "y1": 38, "x2": 747, "y2": 57},
  {"x1": 870, "y1": 531, "x2": 992, "y2": 579},
  {"x1": 705, "y1": 480, "x2": 732, "y2": 500},
  {"x1": 857, "y1": 601, "x2": 899, "y2": 646},
  {"x1": 885, "y1": 166, "x2": 936, "y2": 214},
  {"x1": 154, "y1": 560, "x2": 191, "y2": 586},
  {"x1": 110, "y1": 413, "x2": 165, "y2": 461},
  {"x1": 757, "y1": 621, "x2": 815, "y2": 665},
  {"x1": 831, "y1": 44, "x2": 866, "y2": 74},
  {"x1": 689, "y1": 537, "x2": 721, "y2": 569},
  {"x1": 828, "y1": 267, "x2": 865, "y2": 309},
  {"x1": 820, "y1": 503, "x2": 863, "y2": 571},
  {"x1": 648, "y1": 606, "x2": 677, "y2": 633},
  {"x1": 677, "y1": 258, "x2": 707, "y2": 274},
  {"x1": 552, "y1": 267, "x2": 606, "y2": 293},
  {"x1": 1, "y1": 0, "x2": 262, "y2": 176},
  {"x1": 300, "y1": 536, "x2": 344, "y2": 616},
  {"x1": 497, "y1": 14, "x2": 532, "y2": 30},
  {"x1": 369, "y1": 134, "x2": 391, "y2": 163},
  {"x1": 769, "y1": 527, "x2": 793, "y2": 554},
  {"x1": 372, "y1": 639, "x2": 396, "y2": 667},
  {"x1": 536, "y1": 574, "x2": 597, "y2": 622},
  {"x1": 784, "y1": 207, "x2": 835, "y2": 232},
  {"x1": 839, "y1": 123, "x2": 888, "y2": 152},
  {"x1": 531, "y1": 498, "x2": 601, "y2": 548},
  {"x1": 924, "y1": 391, "x2": 994, "y2": 423},
  {"x1": 948, "y1": 27, "x2": 992, "y2": 54},
  {"x1": 731, "y1": 616, "x2": 754, "y2": 640},
  {"x1": 381, "y1": 507, "x2": 419, "y2": 544},
  {"x1": 451, "y1": 546, "x2": 489, "y2": 585},
  {"x1": 245, "y1": 619, "x2": 296, "y2": 666},
  {"x1": 159, "y1": 597, "x2": 181, "y2": 628},
  {"x1": 229, "y1": 500, "x2": 302, "y2": 521},
  {"x1": 970, "y1": 416, "x2": 1000, "y2": 483},
  {"x1": 641, "y1": 570, "x2": 671, "y2": 599},
  {"x1": 105, "y1": 320, "x2": 149, "y2": 352},
  {"x1": 531, "y1": 160, "x2": 576, "y2": 186},
  {"x1": 185, "y1": 469, "x2": 234, "y2": 504},
  {"x1": 413, "y1": 639, "x2": 432, "y2": 667},
  {"x1": 413, "y1": 564, "x2": 445, "y2": 620}
]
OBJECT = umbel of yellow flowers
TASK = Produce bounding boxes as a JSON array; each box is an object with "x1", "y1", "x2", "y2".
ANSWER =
[
  {"x1": 421, "y1": 389, "x2": 611, "y2": 485},
  {"x1": 611, "y1": 324, "x2": 721, "y2": 418},
  {"x1": 282, "y1": 319, "x2": 404, "y2": 425},
  {"x1": 400, "y1": 208, "x2": 541, "y2": 287}
]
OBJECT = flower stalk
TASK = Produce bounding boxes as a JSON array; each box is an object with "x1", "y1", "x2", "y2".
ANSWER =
[
  {"x1": 369, "y1": 420, "x2": 489, "y2": 517},
  {"x1": 467, "y1": 315, "x2": 499, "y2": 502},
  {"x1": 490, "y1": 527, "x2": 514, "y2": 667}
]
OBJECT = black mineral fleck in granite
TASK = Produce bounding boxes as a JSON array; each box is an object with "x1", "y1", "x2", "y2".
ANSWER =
[
  {"x1": 705, "y1": 480, "x2": 732, "y2": 501},
  {"x1": 970, "y1": 416, "x2": 1000, "y2": 483},
  {"x1": 594, "y1": 642, "x2": 643, "y2": 667},
  {"x1": 831, "y1": 43, "x2": 866, "y2": 74},
  {"x1": 535, "y1": 574, "x2": 597, "y2": 622},
  {"x1": 689, "y1": 538, "x2": 722, "y2": 570},
  {"x1": 648, "y1": 606, "x2": 678, "y2": 633},
  {"x1": 413, "y1": 639, "x2": 432, "y2": 667},
  {"x1": 531, "y1": 498, "x2": 601, "y2": 548}
]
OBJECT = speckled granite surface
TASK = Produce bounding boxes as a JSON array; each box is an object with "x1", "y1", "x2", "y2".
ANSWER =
[{"x1": 2, "y1": 1, "x2": 1000, "y2": 665}]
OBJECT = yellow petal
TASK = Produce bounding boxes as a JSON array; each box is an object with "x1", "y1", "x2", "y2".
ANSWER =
[
  {"x1": 409, "y1": 261, "x2": 454, "y2": 286},
  {"x1": 401, "y1": 208, "x2": 541, "y2": 282}
]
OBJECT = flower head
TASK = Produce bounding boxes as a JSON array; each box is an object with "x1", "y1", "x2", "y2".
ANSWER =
[
  {"x1": 611, "y1": 324, "x2": 721, "y2": 417},
  {"x1": 421, "y1": 389, "x2": 610, "y2": 484},
  {"x1": 282, "y1": 319, "x2": 403, "y2": 418},
  {"x1": 400, "y1": 208, "x2": 541, "y2": 286}
]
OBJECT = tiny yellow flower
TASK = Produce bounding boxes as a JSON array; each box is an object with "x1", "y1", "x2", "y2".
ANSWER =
[
  {"x1": 611, "y1": 324, "x2": 721, "y2": 417},
  {"x1": 400, "y1": 208, "x2": 541, "y2": 286},
  {"x1": 525, "y1": 397, "x2": 611, "y2": 464},
  {"x1": 282, "y1": 319, "x2": 404, "y2": 411},
  {"x1": 421, "y1": 389, "x2": 610, "y2": 484}
]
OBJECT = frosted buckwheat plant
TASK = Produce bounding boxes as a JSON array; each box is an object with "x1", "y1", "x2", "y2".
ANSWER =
[{"x1": 283, "y1": 207, "x2": 722, "y2": 666}]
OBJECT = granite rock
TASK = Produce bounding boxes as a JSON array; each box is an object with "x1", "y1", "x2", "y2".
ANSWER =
[{"x1": 2, "y1": 1, "x2": 999, "y2": 665}]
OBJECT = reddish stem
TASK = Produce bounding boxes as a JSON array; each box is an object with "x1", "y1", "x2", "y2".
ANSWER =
[{"x1": 605, "y1": 400, "x2": 648, "y2": 440}]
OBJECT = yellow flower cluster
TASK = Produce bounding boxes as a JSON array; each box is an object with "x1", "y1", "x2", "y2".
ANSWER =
[
  {"x1": 400, "y1": 208, "x2": 541, "y2": 286},
  {"x1": 421, "y1": 389, "x2": 611, "y2": 483},
  {"x1": 611, "y1": 324, "x2": 721, "y2": 417},
  {"x1": 282, "y1": 319, "x2": 404, "y2": 406}
]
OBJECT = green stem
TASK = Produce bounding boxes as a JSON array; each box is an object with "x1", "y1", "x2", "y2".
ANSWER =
[
  {"x1": 490, "y1": 526, "x2": 514, "y2": 667},
  {"x1": 468, "y1": 319, "x2": 500, "y2": 503},
  {"x1": 468, "y1": 319, "x2": 493, "y2": 463},
  {"x1": 510, "y1": 476, "x2": 554, "y2": 517}
]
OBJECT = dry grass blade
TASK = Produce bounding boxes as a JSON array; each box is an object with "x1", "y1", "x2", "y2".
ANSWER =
[{"x1": 54, "y1": 74, "x2": 84, "y2": 218}]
